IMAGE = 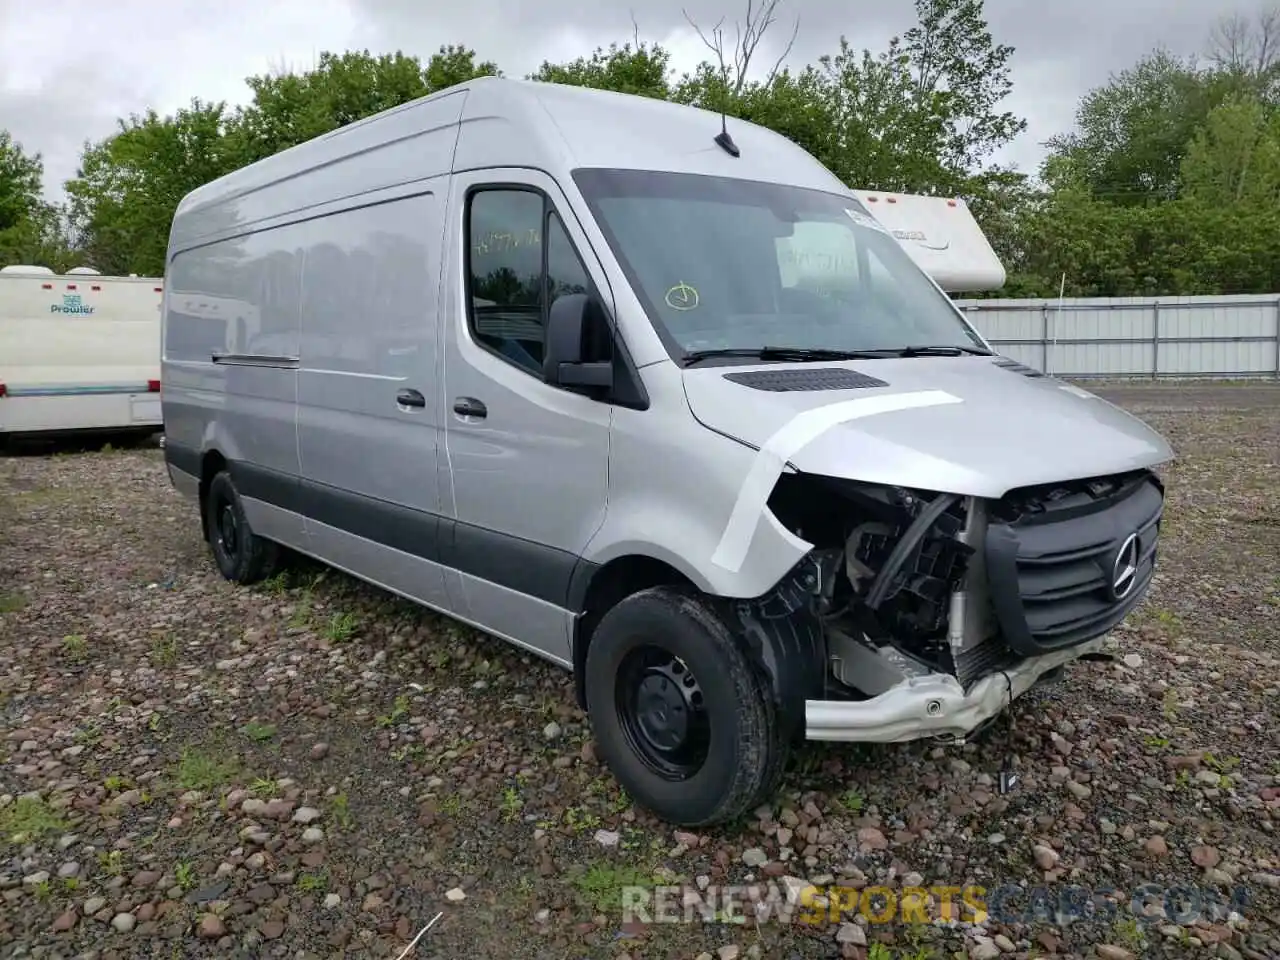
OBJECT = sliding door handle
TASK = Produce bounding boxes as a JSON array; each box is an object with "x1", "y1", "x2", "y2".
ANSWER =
[
  {"x1": 396, "y1": 388, "x2": 426, "y2": 408},
  {"x1": 452, "y1": 396, "x2": 487, "y2": 419}
]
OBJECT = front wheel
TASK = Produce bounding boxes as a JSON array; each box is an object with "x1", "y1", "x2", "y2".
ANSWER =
[
  {"x1": 584, "y1": 586, "x2": 784, "y2": 827},
  {"x1": 203, "y1": 470, "x2": 278, "y2": 584}
]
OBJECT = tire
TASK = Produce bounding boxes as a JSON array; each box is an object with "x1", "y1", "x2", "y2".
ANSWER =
[
  {"x1": 203, "y1": 470, "x2": 278, "y2": 584},
  {"x1": 584, "y1": 585, "x2": 782, "y2": 827}
]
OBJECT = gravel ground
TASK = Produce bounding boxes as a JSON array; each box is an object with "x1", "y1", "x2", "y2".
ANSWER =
[{"x1": 2, "y1": 381, "x2": 1278, "y2": 960}]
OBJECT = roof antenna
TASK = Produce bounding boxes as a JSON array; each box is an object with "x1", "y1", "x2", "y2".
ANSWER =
[{"x1": 714, "y1": 107, "x2": 739, "y2": 157}]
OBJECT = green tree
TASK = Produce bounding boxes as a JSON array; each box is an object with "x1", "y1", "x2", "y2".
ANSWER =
[
  {"x1": 529, "y1": 41, "x2": 673, "y2": 99},
  {"x1": 1180, "y1": 94, "x2": 1280, "y2": 205},
  {"x1": 66, "y1": 99, "x2": 243, "y2": 276},
  {"x1": 237, "y1": 47, "x2": 500, "y2": 162},
  {"x1": 0, "y1": 130, "x2": 43, "y2": 235},
  {"x1": 0, "y1": 131, "x2": 74, "y2": 270}
]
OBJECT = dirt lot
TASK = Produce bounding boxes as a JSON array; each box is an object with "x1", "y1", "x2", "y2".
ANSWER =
[{"x1": 2, "y1": 381, "x2": 1277, "y2": 960}]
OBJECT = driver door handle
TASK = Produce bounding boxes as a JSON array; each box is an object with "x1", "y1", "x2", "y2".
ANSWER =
[
  {"x1": 396, "y1": 388, "x2": 426, "y2": 408},
  {"x1": 453, "y1": 396, "x2": 487, "y2": 419}
]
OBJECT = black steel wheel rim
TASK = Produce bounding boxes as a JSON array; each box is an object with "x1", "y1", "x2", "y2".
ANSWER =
[
  {"x1": 216, "y1": 497, "x2": 238, "y2": 560},
  {"x1": 615, "y1": 644, "x2": 709, "y2": 780}
]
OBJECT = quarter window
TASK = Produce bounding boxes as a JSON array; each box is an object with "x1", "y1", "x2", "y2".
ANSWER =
[{"x1": 466, "y1": 188, "x2": 592, "y2": 376}]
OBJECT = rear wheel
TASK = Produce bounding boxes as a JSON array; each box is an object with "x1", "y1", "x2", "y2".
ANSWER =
[
  {"x1": 584, "y1": 586, "x2": 783, "y2": 827},
  {"x1": 203, "y1": 470, "x2": 278, "y2": 584}
]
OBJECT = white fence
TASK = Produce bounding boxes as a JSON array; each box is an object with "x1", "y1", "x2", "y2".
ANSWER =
[{"x1": 954, "y1": 294, "x2": 1280, "y2": 379}]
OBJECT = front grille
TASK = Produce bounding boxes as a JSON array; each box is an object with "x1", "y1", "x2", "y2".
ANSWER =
[{"x1": 984, "y1": 471, "x2": 1164, "y2": 656}]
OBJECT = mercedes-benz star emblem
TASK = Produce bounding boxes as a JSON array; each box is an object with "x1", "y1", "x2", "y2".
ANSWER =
[{"x1": 1110, "y1": 533, "x2": 1140, "y2": 600}]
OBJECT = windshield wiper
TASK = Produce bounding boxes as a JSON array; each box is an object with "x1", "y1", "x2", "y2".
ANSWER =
[
  {"x1": 894, "y1": 344, "x2": 993, "y2": 357},
  {"x1": 683, "y1": 346, "x2": 893, "y2": 365}
]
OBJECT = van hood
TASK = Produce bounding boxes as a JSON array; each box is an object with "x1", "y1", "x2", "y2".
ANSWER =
[{"x1": 681, "y1": 356, "x2": 1175, "y2": 499}]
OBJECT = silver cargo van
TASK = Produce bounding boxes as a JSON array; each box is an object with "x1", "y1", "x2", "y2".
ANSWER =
[{"x1": 160, "y1": 77, "x2": 1173, "y2": 827}]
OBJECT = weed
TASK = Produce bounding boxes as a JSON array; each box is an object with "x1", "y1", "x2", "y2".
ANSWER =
[
  {"x1": 571, "y1": 863, "x2": 651, "y2": 912},
  {"x1": 103, "y1": 775, "x2": 132, "y2": 792},
  {"x1": 1145, "y1": 735, "x2": 1170, "y2": 749},
  {"x1": 151, "y1": 634, "x2": 179, "y2": 667},
  {"x1": 61, "y1": 634, "x2": 88, "y2": 662},
  {"x1": 439, "y1": 794, "x2": 463, "y2": 817},
  {"x1": 289, "y1": 590, "x2": 313, "y2": 628},
  {"x1": 98, "y1": 850, "x2": 125, "y2": 876},
  {"x1": 1113, "y1": 915, "x2": 1146, "y2": 952},
  {"x1": 838, "y1": 789, "x2": 865, "y2": 814},
  {"x1": 240, "y1": 721, "x2": 277, "y2": 743},
  {"x1": 0, "y1": 592, "x2": 26, "y2": 613},
  {"x1": 376, "y1": 694, "x2": 411, "y2": 728},
  {"x1": 563, "y1": 806, "x2": 602, "y2": 834},
  {"x1": 330, "y1": 792, "x2": 353, "y2": 829},
  {"x1": 427, "y1": 649, "x2": 450, "y2": 670},
  {"x1": 390, "y1": 743, "x2": 425, "y2": 763},
  {"x1": 33, "y1": 879, "x2": 52, "y2": 900},
  {"x1": 297, "y1": 870, "x2": 327, "y2": 893},
  {"x1": 500, "y1": 786, "x2": 523, "y2": 823},
  {"x1": 175, "y1": 747, "x2": 239, "y2": 791},
  {"x1": 0, "y1": 796, "x2": 67, "y2": 840},
  {"x1": 62, "y1": 877, "x2": 79, "y2": 892},
  {"x1": 261, "y1": 571, "x2": 291, "y2": 595},
  {"x1": 175, "y1": 861, "x2": 196, "y2": 890},
  {"x1": 1204, "y1": 753, "x2": 1240, "y2": 774},
  {"x1": 249, "y1": 777, "x2": 276, "y2": 799},
  {"x1": 1161, "y1": 688, "x2": 1179, "y2": 720},
  {"x1": 323, "y1": 611, "x2": 358, "y2": 642}
]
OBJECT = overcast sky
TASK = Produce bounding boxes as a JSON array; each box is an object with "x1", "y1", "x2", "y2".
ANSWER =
[{"x1": 0, "y1": 0, "x2": 1254, "y2": 203}]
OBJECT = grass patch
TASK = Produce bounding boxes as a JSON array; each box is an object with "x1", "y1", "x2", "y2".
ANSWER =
[
  {"x1": 376, "y1": 694, "x2": 410, "y2": 728},
  {"x1": 297, "y1": 870, "x2": 327, "y2": 893},
  {"x1": 151, "y1": 634, "x2": 179, "y2": 667},
  {"x1": 240, "y1": 721, "x2": 277, "y2": 743},
  {"x1": 330, "y1": 792, "x2": 354, "y2": 829},
  {"x1": 61, "y1": 634, "x2": 88, "y2": 662},
  {"x1": 571, "y1": 863, "x2": 652, "y2": 913},
  {"x1": 323, "y1": 611, "x2": 359, "y2": 642},
  {"x1": 0, "y1": 592, "x2": 26, "y2": 614},
  {"x1": 0, "y1": 796, "x2": 68, "y2": 841},
  {"x1": 174, "y1": 747, "x2": 240, "y2": 791}
]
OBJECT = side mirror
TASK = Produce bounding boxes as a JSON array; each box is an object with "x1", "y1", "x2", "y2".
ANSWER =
[{"x1": 543, "y1": 293, "x2": 613, "y2": 390}]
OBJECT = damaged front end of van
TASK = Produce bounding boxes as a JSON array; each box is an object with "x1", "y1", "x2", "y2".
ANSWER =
[
  {"x1": 755, "y1": 464, "x2": 1166, "y2": 747},
  {"x1": 675, "y1": 354, "x2": 1174, "y2": 754}
]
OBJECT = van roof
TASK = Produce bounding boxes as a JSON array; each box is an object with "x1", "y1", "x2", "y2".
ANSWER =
[{"x1": 174, "y1": 76, "x2": 849, "y2": 225}]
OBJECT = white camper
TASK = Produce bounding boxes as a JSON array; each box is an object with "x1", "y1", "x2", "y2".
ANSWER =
[
  {"x1": 0, "y1": 265, "x2": 165, "y2": 441},
  {"x1": 848, "y1": 191, "x2": 1006, "y2": 293}
]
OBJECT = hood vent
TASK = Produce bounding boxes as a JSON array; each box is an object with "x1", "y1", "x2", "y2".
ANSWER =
[
  {"x1": 723, "y1": 368, "x2": 889, "y2": 392},
  {"x1": 992, "y1": 357, "x2": 1045, "y2": 378}
]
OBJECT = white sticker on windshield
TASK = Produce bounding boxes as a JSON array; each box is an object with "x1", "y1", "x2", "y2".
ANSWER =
[{"x1": 844, "y1": 208, "x2": 889, "y2": 233}]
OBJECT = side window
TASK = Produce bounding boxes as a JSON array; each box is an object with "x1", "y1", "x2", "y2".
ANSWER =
[{"x1": 465, "y1": 188, "x2": 594, "y2": 377}]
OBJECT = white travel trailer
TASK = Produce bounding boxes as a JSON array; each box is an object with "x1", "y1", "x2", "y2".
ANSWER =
[
  {"x1": 0, "y1": 265, "x2": 164, "y2": 441},
  {"x1": 848, "y1": 190, "x2": 1006, "y2": 293},
  {"x1": 161, "y1": 78, "x2": 1172, "y2": 827}
]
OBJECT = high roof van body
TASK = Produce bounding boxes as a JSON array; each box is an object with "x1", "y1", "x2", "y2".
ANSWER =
[{"x1": 161, "y1": 78, "x2": 1172, "y2": 826}]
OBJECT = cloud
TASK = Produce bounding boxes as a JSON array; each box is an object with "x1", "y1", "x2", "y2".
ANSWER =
[{"x1": 0, "y1": 0, "x2": 1250, "y2": 204}]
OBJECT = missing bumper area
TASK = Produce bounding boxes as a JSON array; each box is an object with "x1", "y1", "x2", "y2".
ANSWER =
[{"x1": 804, "y1": 638, "x2": 1102, "y2": 743}]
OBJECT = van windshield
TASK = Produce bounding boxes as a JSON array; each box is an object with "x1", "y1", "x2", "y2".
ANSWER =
[{"x1": 571, "y1": 168, "x2": 988, "y2": 362}]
